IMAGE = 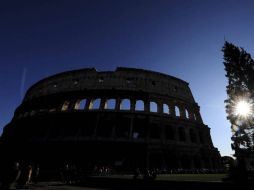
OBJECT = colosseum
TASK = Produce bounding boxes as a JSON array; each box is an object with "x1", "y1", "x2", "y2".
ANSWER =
[{"x1": 0, "y1": 67, "x2": 221, "y2": 173}]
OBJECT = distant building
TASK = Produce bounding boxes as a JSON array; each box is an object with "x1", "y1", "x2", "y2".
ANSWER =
[{"x1": 0, "y1": 67, "x2": 221, "y2": 172}]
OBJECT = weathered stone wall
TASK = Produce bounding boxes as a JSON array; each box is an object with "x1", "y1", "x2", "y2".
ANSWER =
[
  {"x1": 1, "y1": 67, "x2": 221, "y2": 171},
  {"x1": 17, "y1": 67, "x2": 202, "y2": 123},
  {"x1": 24, "y1": 67, "x2": 195, "y2": 102}
]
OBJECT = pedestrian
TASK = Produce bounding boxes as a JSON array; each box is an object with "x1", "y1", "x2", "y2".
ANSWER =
[{"x1": 18, "y1": 164, "x2": 33, "y2": 188}]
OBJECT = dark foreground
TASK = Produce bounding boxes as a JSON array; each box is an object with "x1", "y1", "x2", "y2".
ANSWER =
[{"x1": 10, "y1": 176, "x2": 254, "y2": 190}]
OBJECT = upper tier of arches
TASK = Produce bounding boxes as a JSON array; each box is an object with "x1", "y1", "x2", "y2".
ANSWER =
[{"x1": 18, "y1": 96, "x2": 203, "y2": 123}]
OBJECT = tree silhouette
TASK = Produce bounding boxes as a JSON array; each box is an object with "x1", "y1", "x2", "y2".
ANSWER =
[{"x1": 222, "y1": 41, "x2": 254, "y2": 178}]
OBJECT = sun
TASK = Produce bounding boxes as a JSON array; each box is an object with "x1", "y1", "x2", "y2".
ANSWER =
[{"x1": 235, "y1": 100, "x2": 252, "y2": 117}]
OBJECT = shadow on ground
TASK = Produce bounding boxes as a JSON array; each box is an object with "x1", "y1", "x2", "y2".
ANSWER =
[{"x1": 72, "y1": 176, "x2": 253, "y2": 190}]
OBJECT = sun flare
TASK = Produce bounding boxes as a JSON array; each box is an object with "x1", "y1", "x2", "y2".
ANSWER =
[{"x1": 235, "y1": 100, "x2": 252, "y2": 117}]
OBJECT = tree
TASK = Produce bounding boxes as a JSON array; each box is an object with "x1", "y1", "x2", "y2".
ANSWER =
[{"x1": 222, "y1": 41, "x2": 254, "y2": 177}]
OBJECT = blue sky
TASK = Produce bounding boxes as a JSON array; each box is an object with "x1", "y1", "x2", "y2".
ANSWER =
[{"x1": 1, "y1": 0, "x2": 254, "y2": 156}]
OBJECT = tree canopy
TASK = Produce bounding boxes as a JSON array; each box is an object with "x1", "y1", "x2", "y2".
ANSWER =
[{"x1": 222, "y1": 41, "x2": 254, "y2": 152}]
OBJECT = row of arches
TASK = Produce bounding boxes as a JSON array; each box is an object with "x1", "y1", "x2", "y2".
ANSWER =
[
  {"x1": 61, "y1": 98, "x2": 199, "y2": 121},
  {"x1": 17, "y1": 98, "x2": 201, "y2": 124},
  {"x1": 26, "y1": 115, "x2": 207, "y2": 145}
]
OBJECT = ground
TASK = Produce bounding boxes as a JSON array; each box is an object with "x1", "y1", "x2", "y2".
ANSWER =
[
  {"x1": 28, "y1": 182, "x2": 107, "y2": 190},
  {"x1": 8, "y1": 174, "x2": 238, "y2": 190}
]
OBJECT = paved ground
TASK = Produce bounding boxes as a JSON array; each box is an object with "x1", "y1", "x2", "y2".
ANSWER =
[
  {"x1": 12, "y1": 182, "x2": 108, "y2": 190},
  {"x1": 3, "y1": 174, "x2": 251, "y2": 189},
  {"x1": 22, "y1": 179, "x2": 235, "y2": 190}
]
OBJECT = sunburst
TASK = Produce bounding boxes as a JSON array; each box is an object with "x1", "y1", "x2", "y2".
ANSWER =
[{"x1": 234, "y1": 100, "x2": 252, "y2": 117}]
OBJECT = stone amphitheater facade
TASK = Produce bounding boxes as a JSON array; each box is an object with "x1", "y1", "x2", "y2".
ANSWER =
[{"x1": 1, "y1": 67, "x2": 221, "y2": 171}]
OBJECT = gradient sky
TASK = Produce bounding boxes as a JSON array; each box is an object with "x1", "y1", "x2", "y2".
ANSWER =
[{"x1": 1, "y1": 0, "x2": 254, "y2": 157}]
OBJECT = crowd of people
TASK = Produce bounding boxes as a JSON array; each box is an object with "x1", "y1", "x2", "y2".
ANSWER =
[
  {"x1": 92, "y1": 165, "x2": 113, "y2": 176},
  {"x1": 0, "y1": 161, "x2": 227, "y2": 189},
  {"x1": 133, "y1": 168, "x2": 157, "y2": 180},
  {"x1": 59, "y1": 164, "x2": 82, "y2": 184}
]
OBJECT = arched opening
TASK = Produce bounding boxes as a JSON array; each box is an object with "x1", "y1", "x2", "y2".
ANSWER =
[
  {"x1": 120, "y1": 99, "x2": 131, "y2": 110},
  {"x1": 193, "y1": 113, "x2": 197, "y2": 120},
  {"x1": 199, "y1": 131, "x2": 204, "y2": 144},
  {"x1": 80, "y1": 99, "x2": 87, "y2": 109},
  {"x1": 89, "y1": 98, "x2": 101, "y2": 110},
  {"x1": 175, "y1": 106, "x2": 180, "y2": 117},
  {"x1": 73, "y1": 79, "x2": 79, "y2": 85},
  {"x1": 185, "y1": 109, "x2": 189, "y2": 119},
  {"x1": 135, "y1": 100, "x2": 144, "y2": 111},
  {"x1": 74, "y1": 99, "x2": 87, "y2": 110},
  {"x1": 165, "y1": 125, "x2": 175, "y2": 140},
  {"x1": 132, "y1": 118, "x2": 146, "y2": 139},
  {"x1": 98, "y1": 77, "x2": 104, "y2": 83},
  {"x1": 61, "y1": 101, "x2": 69, "y2": 111},
  {"x1": 178, "y1": 127, "x2": 186, "y2": 141},
  {"x1": 150, "y1": 102, "x2": 158, "y2": 113},
  {"x1": 189, "y1": 128, "x2": 197, "y2": 143},
  {"x1": 163, "y1": 104, "x2": 169, "y2": 114},
  {"x1": 105, "y1": 99, "x2": 116, "y2": 110}
]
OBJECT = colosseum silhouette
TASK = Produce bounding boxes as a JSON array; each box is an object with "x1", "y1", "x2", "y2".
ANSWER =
[{"x1": 1, "y1": 67, "x2": 221, "y2": 172}]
